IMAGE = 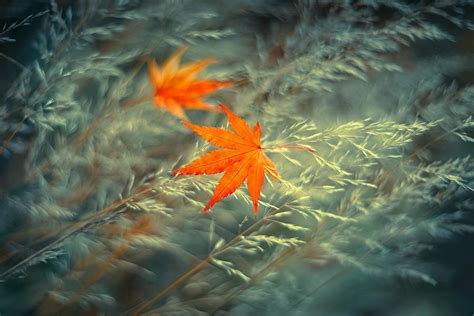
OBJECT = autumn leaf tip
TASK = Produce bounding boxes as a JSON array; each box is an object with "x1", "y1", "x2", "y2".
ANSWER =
[
  {"x1": 175, "y1": 46, "x2": 188, "y2": 55},
  {"x1": 171, "y1": 169, "x2": 181, "y2": 177},
  {"x1": 221, "y1": 80, "x2": 235, "y2": 87},
  {"x1": 219, "y1": 103, "x2": 234, "y2": 117},
  {"x1": 253, "y1": 205, "x2": 259, "y2": 216},
  {"x1": 205, "y1": 58, "x2": 219, "y2": 65}
]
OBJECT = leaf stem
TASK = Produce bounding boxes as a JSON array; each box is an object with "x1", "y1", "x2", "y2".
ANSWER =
[{"x1": 263, "y1": 145, "x2": 315, "y2": 153}]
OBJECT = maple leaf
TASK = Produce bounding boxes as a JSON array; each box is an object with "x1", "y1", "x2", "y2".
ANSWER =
[
  {"x1": 148, "y1": 48, "x2": 233, "y2": 120},
  {"x1": 173, "y1": 104, "x2": 281, "y2": 215}
]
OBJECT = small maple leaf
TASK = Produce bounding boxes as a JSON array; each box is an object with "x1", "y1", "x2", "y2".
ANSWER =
[
  {"x1": 173, "y1": 104, "x2": 281, "y2": 215},
  {"x1": 148, "y1": 48, "x2": 233, "y2": 120}
]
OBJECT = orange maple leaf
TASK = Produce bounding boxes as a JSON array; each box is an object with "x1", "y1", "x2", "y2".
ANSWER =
[
  {"x1": 148, "y1": 48, "x2": 233, "y2": 120},
  {"x1": 173, "y1": 104, "x2": 281, "y2": 215}
]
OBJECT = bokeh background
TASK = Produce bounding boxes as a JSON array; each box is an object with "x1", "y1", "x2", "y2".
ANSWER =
[{"x1": 1, "y1": 1, "x2": 474, "y2": 315}]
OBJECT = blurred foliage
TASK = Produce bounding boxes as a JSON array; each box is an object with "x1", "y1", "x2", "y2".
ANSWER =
[{"x1": 0, "y1": 0, "x2": 473, "y2": 315}]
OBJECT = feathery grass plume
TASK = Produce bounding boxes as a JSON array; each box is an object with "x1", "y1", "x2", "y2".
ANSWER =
[{"x1": 1, "y1": 0, "x2": 474, "y2": 315}]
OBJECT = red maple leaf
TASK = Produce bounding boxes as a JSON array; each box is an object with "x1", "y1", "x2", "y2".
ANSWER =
[
  {"x1": 148, "y1": 48, "x2": 233, "y2": 120},
  {"x1": 173, "y1": 104, "x2": 281, "y2": 215}
]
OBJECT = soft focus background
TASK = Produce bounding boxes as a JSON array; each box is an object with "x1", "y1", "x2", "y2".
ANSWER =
[{"x1": 1, "y1": 1, "x2": 474, "y2": 315}]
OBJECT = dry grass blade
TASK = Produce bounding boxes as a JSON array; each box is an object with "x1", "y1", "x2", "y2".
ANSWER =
[{"x1": 0, "y1": 186, "x2": 153, "y2": 281}]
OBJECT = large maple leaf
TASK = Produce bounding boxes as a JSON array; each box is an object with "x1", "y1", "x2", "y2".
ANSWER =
[
  {"x1": 148, "y1": 48, "x2": 233, "y2": 120},
  {"x1": 173, "y1": 104, "x2": 281, "y2": 215}
]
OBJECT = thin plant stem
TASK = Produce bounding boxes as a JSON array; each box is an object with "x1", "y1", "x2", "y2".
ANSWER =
[
  {"x1": 0, "y1": 53, "x2": 26, "y2": 71},
  {"x1": 408, "y1": 123, "x2": 467, "y2": 160},
  {"x1": 264, "y1": 145, "x2": 316, "y2": 153},
  {"x1": 1, "y1": 57, "x2": 154, "y2": 264},
  {"x1": 190, "y1": 121, "x2": 472, "y2": 314},
  {"x1": 208, "y1": 248, "x2": 296, "y2": 315},
  {"x1": 127, "y1": 119, "x2": 469, "y2": 315},
  {"x1": 52, "y1": 217, "x2": 151, "y2": 314},
  {"x1": 129, "y1": 219, "x2": 266, "y2": 316},
  {"x1": 0, "y1": 186, "x2": 153, "y2": 281},
  {"x1": 0, "y1": 117, "x2": 27, "y2": 156}
]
